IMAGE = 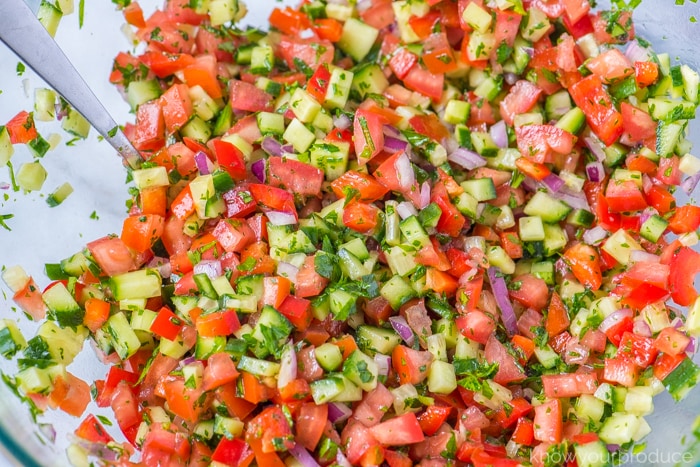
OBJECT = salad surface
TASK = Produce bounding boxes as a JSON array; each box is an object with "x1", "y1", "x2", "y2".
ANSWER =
[{"x1": 2, "y1": 0, "x2": 700, "y2": 466}]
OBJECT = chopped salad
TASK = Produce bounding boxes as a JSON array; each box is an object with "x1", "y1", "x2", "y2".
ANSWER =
[{"x1": 3, "y1": 0, "x2": 700, "y2": 466}]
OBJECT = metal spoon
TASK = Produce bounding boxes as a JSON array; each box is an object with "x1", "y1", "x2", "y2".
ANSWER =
[{"x1": 0, "y1": 0, "x2": 141, "y2": 168}]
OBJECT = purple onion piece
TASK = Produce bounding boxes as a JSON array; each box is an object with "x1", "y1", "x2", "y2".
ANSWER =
[
  {"x1": 607, "y1": 444, "x2": 621, "y2": 452},
  {"x1": 584, "y1": 136, "x2": 606, "y2": 162},
  {"x1": 328, "y1": 402, "x2": 353, "y2": 424},
  {"x1": 289, "y1": 444, "x2": 321, "y2": 467},
  {"x1": 277, "y1": 343, "x2": 297, "y2": 389},
  {"x1": 38, "y1": 423, "x2": 56, "y2": 443},
  {"x1": 266, "y1": 210, "x2": 298, "y2": 226},
  {"x1": 542, "y1": 173, "x2": 565, "y2": 193},
  {"x1": 419, "y1": 181, "x2": 431, "y2": 209},
  {"x1": 625, "y1": 40, "x2": 651, "y2": 63},
  {"x1": 251, "y1": 158, "x2": 266, "y2": 183},
  {"x1": 395, "y1": 151, "x2": 415, "y2": 190},
  {"x1": 487, "y1": 267, "x2": 518, "y2": 336},
  {"x1": 504, "y1": 72, "x2": 518, "y2": 85},
  {"x1": 333, "y1": 113, "x2": 352, "y2": 130},
  {"x1": 686, "y1": 337, "x2": 696, "y2": 354},
  {"x1": 520, "y1": 177, "x2": 540, "y2": 192},
  {"x1": 383, "y1": 124, "x2": 402, "y2": 138},
  {"x1": 194, "y1": 150, "x2": 211, "y2": 175},
  {"x1": 633, "y1": 319, "x2": 652, "y2": 337},
  {"x1": 0, "y1": 182, "x2": 9, "y2": 190},
  {"x1": 599, "y1": 308, "x2": 634, "y2": 333},
  {"x1": 396, "y1": 201, "x2": 418, "y2": 219},
  {"x1": 374, "y1": 353, "x2": 391, "y2": 377},
  {"x1": 682, "y1": 172, "x2": 700, "y2": 195},
  {"x1": 277, "y1": 261, "x2": 300, "y2": 283},
  {"x1": 384, "y1": 135, "x2": 409, "y2": 152},
  {"x1": 179, "y1": 355, "x2": 199, "y2": 368},
  {"x1": 389, "y1": 315, "x2": 415, "y2": 346},
  {"x1": 582, "y1": 226, "x2": 608, "y2": 245},
  {"x1": 336, "y1": 451, "x2": 353, "y2": 467},
  {"x1": 193, "y1": 260, "x2": 222, "y2": 279},
  {"x1": 585, "y1": 161, "x2": 604, "y2": 183},
  {"x1": 489, "y1": 120, "x2": 508, "y2": 149},
  {"x1": 55, "y1": 102, "x2": 68, "y2": 121},
  {"x1": 261, "y1": 137, "x2": 283, "y2": 157},
  {"x1": 281, "y1": 144, "x2": 295, "y2": 154},
  {"x1": 554, "y1": 187, "x2": 591, "y2": 210},
  {"x1": 629, "y1": 249, "x2": 660, "y2": 263},
  {"x1": 447, "y1": 147, "x2": 487, "y2": 170}
]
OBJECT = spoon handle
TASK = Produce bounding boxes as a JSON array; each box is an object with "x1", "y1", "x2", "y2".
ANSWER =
[{"x1": 0, "y1": 0, "x2": 141, "y2": 168}]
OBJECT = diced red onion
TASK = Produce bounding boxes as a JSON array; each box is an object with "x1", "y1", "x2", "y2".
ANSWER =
[
  {"x1": 328, "y1": 402, "x2": 352, "y2": 424},
  {"x1": 336, "y1": 451, "x2": 353, "y2": 467},
  {"x1": 448, "y1": 147, "x2": 487, "y2": 170},
  {"x1": 194, "y1": 151, "x2": 212, "y2": 175},
  {"x1": 333, "y1": 113, "x2": 352, "y2": 131},
  {"x1": 633, "y1": 319, "x2": 652, "y2": 337},
  {"x1": 585, "y1": 161, "x2": 604, "y2": 182},
  {"x1": 0, "y1": 182, "x2": 9, "y2": 190},
  {"x1": 599, "y1": 308, "x2": 633, "y2": 333},
  {"x1": 642, "y1": 174, "x2": 653, "y2": 194},
  {"x1": 682, "y1": 172, "x2": 700, "y2": 195},
  {"x1": 520, "y1": 177, "x2": 540, "y2": 192},
  {"x1": 563, "y1": 340, "x2": 590, "y2": 365},
  {"x1": 419, "y1": 181, "x2": 431, "y2": 209},
  {"x1": 630, "y1": 249, "x2": 660, "y2": 263},
  {"x1": 583, "y1": 226, "x2": 608, "y2": 245},
  {"x1": 265, "y1": 210, "x2": 297, "y2": 225},
  {"x1": 261, "y1": 137, "x2": 283, "y2": 157},
  {"x1": 523, "y1": 47, "x2": 535, "y2": 58},
  {"x1": 389, "y1": 316, "x2": 415, "y2": 346},
  {"x1": 251, "y1": 159, "x2": 266, "y2": 182},
  {"x1": 277, "y1": 261, "x2": 299, "y2": 283},
  {"x1": 686, "y1": 337, "x2": 696, "y2": 354},
  {"x1": 608, "y1": 444, "x2": 621, "y2": 452},
  {"x1": 72, "y1": 439, "x2": 121, "y2": 461},
  {"x1": 504, "y1": 72, "x2": 518, "y2": 85},
  {"x1": 396, "y1": 201, "x2": 418, "y2": 219},
  {"x1": 179, "y1": 355, "x2": 198, "y2": 368},
  {"x1": 489, "y1": 120, "x2": 508, "y2": 149},
  {"x1": 555, "y1": 187, "x2": 590, "y2": 210},
  {"x1": 374, "y1": 353, "x2": 391, "y2": 377},
  {"x1": 193, "y1": 260, "x2": 222, "y2": 279},
  {"x1": 356, "y1": 0, "x2": 372, "y2": 12},
  {"x1": 584, "y1": 136, "x2": 606, "y2": 162},
  {"x1": 442, "y1": 137, "x2": 458, "y2": 154},
  {"x1": 277, "y1": 343, "x2": 297, "y2": 389},
  {"x1": 672, "y1": 317, "x2": 684, "y2": 329},
  {"x1": 638, "y1": 205, "x2": 658, "y2": 225},
  {"x1": 289, "y1": 445, "x2": 321, "y2": 467},
  {"x1": 542, "y1": 173, "x2": 565, "y2": 192},
  {"x1": 384, "y1": 135, "x2": 409, "y2": 152},
  {"x1": 39, "y1": 423, "x2": 56, "y2": 443},
  {"x1": 625, "y1": 40, "x2": 651, "y2": 63},
  {"x1": 394, "y1": 151, "x2": 415, "y2": 190},
  {"x1": 281, "y1": 144, "x2": 295, "y2": 154},
  {"x1": 488, "y1": 267, "x2": 518, "y2": 336},
  {"x1": 147, "y1": 256, "x2": 172, "y2": 278},
  {"x1": 55, "y1": 102, "x2": 68, "y2": 121},
  {"x1": 383, "y1": 125, "x2": 402, "y2": 138}
]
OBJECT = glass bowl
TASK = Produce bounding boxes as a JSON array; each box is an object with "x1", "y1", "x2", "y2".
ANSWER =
[{"x1": 0, "y1": 1, "x2": 698, "y2": 466}]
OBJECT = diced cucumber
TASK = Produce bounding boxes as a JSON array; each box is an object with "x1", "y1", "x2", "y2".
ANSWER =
[
  {"x1": 337, "y1": 18, "x2": 379, "y2": 62},
  {"x1": 103, "y1": 312, "x2": 141, "y2": 360},
  {"x1": 310, "y1": 375, "x2": 345, "y2": 404},
  {"x1": 214, "y1": 414, "x2": 244, "y2": 439},
  {"x1": 545, "y1": 90, "x2": 572, "y2": 121},
  {"x1": 0, "y1": 320, "x2": 26, "y2": 358},
  {"x1": 599, "y1": 413, "x2": 641, "y2": 445},
  {"x1": 556, "y1": 107, "x2": 586, "y2": 134},
  {"x1": 338, "y1": 249, "x2": 369, "y2": 280},
  {"x1": 681, "y1": 64, "x2": 700, "y2": 103},
  {"x1": 180, "y1": 115, "x2": 212, "y2": 143},
  {"x1": 237, "y1": 355, "x2": 280, "y2": 377},
  {"x1": 656, "y1": 121, "x2": 684, "y2": 158},
  {"x1": 647, "y1": 97, "x2": 696, "y2": 122},
  {"x1": 444, "y1": 100, "x2": 471, "y2": 125},
  {"x1": 379, "y1": 275, "x2": 416, "y2": 310},
  {"x1": 17, "y1": 366, "x2": 55, "y2": 394},
  {"x1": 531, "y1": 261, "x2": 554, "y2": 285},
  {"x1": 257, "y1": 112, "x2": 285, "y2": 136},
  {"x1": 523, "y1": 191, "x2": 572, "y2": 223},
  {"x1": 624, "y1": 386, "x2": 654, "y2": 415},
  {"x1": 61, "y1": 106, "x2": 90, "y2": 139},
  {"x1": 461, "y1": 178, "x2": 497, "y2": 202},
  {"x1": 34, "y1": 88, "x2": 57, "y2": 122},
  {"x1": 325, "y1": 67, "x2": 354, "y2": 110},
  {"x1": 470, "y1": 132, "x2": 499, "y2": 157},
  {"x1": 343, "y1": 349, "x2": 378, "y2": 391},
  {"x1": 195, "y1": 335, "x2": 226, "y2": 360},
  {"x1": 575, "y1": 394, "x2": 605, "y2": 423},
  {"x1": 567, "y1": 208, "x2": 596, "y2": 228},
  {"x1": 399, "y1": 215, "x2": 430, "y2": 248},
  {"x1": 519, "y1": 216, "x2": 545, "y2": 242},
  {"x1": 133, "y1": 166, "x2": 169, "y2": 190},
  {"x1": 110, "y1": 269, "x2": 162, "y2": 300},
  {"x1": 639, "y1": 214, "x2": 668, "y2": 242},
  {"x1": 38, "y1": 0, "x2": 62, "y2": 37},
  {"x1": 17, "y1": 162, "x2": 47, "y2": 191},
  {"x1": 543, "y1": 223, "x2": 567, "y2": 256},
  {"x1": 316, "y1": 342, "x2": 344, "y2": 372},
  {"x1": 533, "y1": 344, "x2": 559, "y2": 369},
  {"x1": 356, "y1": 325, "x2": 402, "y2": 356},
  {"x1": 428, "y1": 361, "x2": 457, "y2": 394},
  {"x1": 284, "y1": 118, "x2": 316, "y2": 153},
  {"x1": 250, "y1": 306, "x2": 294, "y2": 359},
  {"x1": 487, "y1": 246, "x2": 515, "y2": 274},
  {"x1": 290, "y1": 88, "x2": 322, "y2": 123},
  {"x1": 213, "y1": 104, "x2": 234, "y2": 136},
  {"x1": 351, "y1": 64, "x2": 389, "y2": 100},
  {"x1": 250, "y1": 45, "x2": 274, "y2": 75},
  {"x1": 0, "y1": 126, "x2": 13, "y2": 165},
  {"x1": 521, "y1": 6, "x2": 550, "y2": 42},
  {"x1": 309, "y1": 140, "x2": 350, "y2": 180},
  {"x1": 127, "y1": 80, "x2": 162, "y2": 111},
  {"x1": 42, "y1": 281, "x2": 82, "y2": 327},
  {"x1": 663, "y1": 357, "x2": 700, "y2": 401},
  {"x1": 601, "y1": 228, "x2": 643, "y2": 265},
  {"x1": 208, "y1": 0, "x2": 244, "y2": 26},
  {"x1": 574, "y1": 440, "x2": 611, "y2": 467}
]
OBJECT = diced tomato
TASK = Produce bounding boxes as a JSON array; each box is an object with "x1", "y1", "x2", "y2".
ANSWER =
[
  {"x1": 621, "y1": 102, "x2": 656, "y2": 144},
  {"x1": 508, "y1": 274, "x2": 549, "y2": 311},
  {"x1": 294, "y1": 254, "x2": 329, "y2": 298},
  {"x1": 277, "y1": 36, "x2": 334, "y2": 72},
  {"x1": 563, "y1": 243, "x2": 603, "y2": 290},
  {"x1": 211, "y1": 438, "x2": 252, "y2": 466},
  {"x1": 484, "y1": 335, "x2": 525, "y2": 385},
  {"x1": 635, "y1": 60, "x2": 659, "y2": 87},
  {"x1": 653, "y1": 352, "x2": 687, "y2": 381},
  {"x1": 354, "y1": 108, "x2": 385, "y2": 165},
  {"x1": 645, "y1": 184, "x2": 676, "y2": 214},
  {"x1": 132, "y1": 100, "x2": 165, "y2": 151},
  {"x1": 268, "y1": 156, "x2": 325, "y2": 197},
  {"x1": 87, "y1": 236, "x2": 135, "y2": 276},
  {"x1": 515, "y1": 124, "x2": 575, "y2": 163},
  {"x1": 586, "y1": 48, "x2": 633, "y2": 83},
  {"x1": 422, "y1": 32, "x2": 457, "y2": 74},
  {"x1": 431, "y1": 181, "x2": 466, "y2": 237},
  {"x1": 417, "y1": 405, "x2": 452, "y2": 436},
  {"x1": 392, "y1": 345, "x2": 432, "y2": 385},
  {"x1": 296, "y1": 402, "x2": 328, "y2": 451},
  {"x1": 669, "y1": 246, "x2": 700, "y2": 306},
  {"x1": 500, "y1": 80, "x2": 543, "y2": 126},
  {"x1": 6, "y1": 110, "x2": 38, "y2": 144},
  {"x1": 569, "y1": 74, "x2": 623, "y2": 145},
  {"x1": 369, "y1": 412, "x2": 425, "y2": 446},
  {"x1": 389, "y1": 45, "x2": 419, "y2": 80},
  {"x1": 603, "y1": 356, "x2": 640, "y2": 387},
  {"x1": 111, "y1": 381, "x2": 141, "y2": 444},
  {"x1": 402, "y1": 65, "x2": 444, "y2": 101},
  {"x1": 655, "y1": 327, "x2": 691, "y2": 356},
  {"x1": 331, "y1": 170, "x2": 389, "y2": 203},
  {"x1": 668, "y1": 205, "x2": 700, "y2": 234},
  {"x1": 246, "y1": 406, "x2": 294, "y2": 453},
  {"x1": 75, "y1": 413, "x2": 114, "y2": 444},
  {"x1": 228, "y1": 79, "x2": 273, "y2": 113},
  {"x1": 314, "y1": 18, "x2": 343, "y2": 42},
  {"x1": 409, "y1": 114, "x2": 450, "y2": 142},
  {"x1": 542, "y1": 373, "x2": 599, "y2": 398},
  {"x1": 269, "y1": 7, "x2": 313, "y2": 35},
  {"x1": 248, "y1": 183, "x2": 297, "y2": 217},
  {"x1": 306, "y1": 64, "x2": 331, "y2": 103},
  {"x1": 533, "y1": 398, "x2": 562, "y2": 444},
  {"x1": 455, "y1": 310, "x2": 496, "y2": 345}
]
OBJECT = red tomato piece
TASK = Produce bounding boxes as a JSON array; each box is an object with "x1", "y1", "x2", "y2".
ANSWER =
[
  {"x1": 669, "y1": 246, "x2": 700, "y2": 306},
  {"x1": 369, "y1": 412, "x2": 425, "y2": 446},
  {"x1": 569, "y1": 74, "x2": 624, "y2": 145},
  {"x1": 267, "y1": 156, "x2": 325, "y2": 197}
]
